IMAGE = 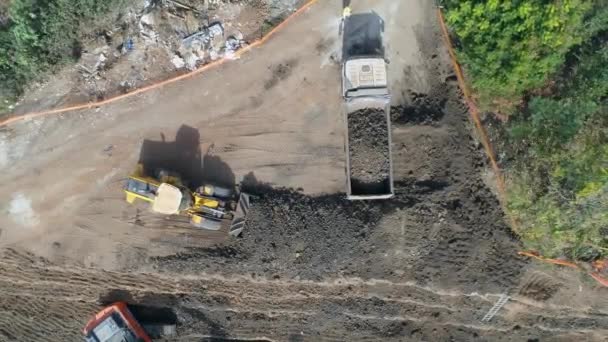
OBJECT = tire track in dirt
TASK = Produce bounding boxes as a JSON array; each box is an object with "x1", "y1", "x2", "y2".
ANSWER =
[{"x1": 1, "y1": 248, "x2": 607, "y2": 341}]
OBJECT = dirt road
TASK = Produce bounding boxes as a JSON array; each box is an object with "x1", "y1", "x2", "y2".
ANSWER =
[{"x1": 0, "y1": 0, "x2": 607, "y2": 341}]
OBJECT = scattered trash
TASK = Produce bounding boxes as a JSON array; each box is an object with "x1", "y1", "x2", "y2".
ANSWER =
[
  {"x1": 183, "y1": 52, "x2": 199, "y2": 70},
  {"x1": 174, "y1": 23, "x2": 246, "y2": 69},
  {"x1": 139, "y1": 13, "x2": 159, "y2": 43},
  {"x1": 31, "y1": 0, "x2": 281, "y2": 103},
  {"x1": 208, "y1": 22, "x2": 224, "y2": 37},
  {"x1": 178, "y1": 24, "x2": 218, "y2": 68},
  {"x1": 171, "y1": 54, "x2": 186, "y2": 69},
  {"x1": 95, "y1": 54, "x2": 107, "y2": 70},
  {"x1": 102, "y1": 144, "x2": 114, "y2": 156},
  {"x1": 78, "y1": 50, "x2": 109, "y2": 77},
  {"x1": 225, "y1": 36, "x2": 240, "y2": 52},
  {"x1": 119, "y1": 80, "x2": 136, "y2": 93},
  {"x1": 125, "y1": 38, "x2": 135, "y2": 52}
]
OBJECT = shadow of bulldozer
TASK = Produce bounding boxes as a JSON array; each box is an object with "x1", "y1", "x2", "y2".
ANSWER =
[{"x1": 138, "y1": 125, "x2": 235, "y2": 189}]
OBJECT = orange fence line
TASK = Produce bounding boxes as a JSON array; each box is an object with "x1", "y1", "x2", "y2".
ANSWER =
[
  {"x1": 590, "y1": 272, "x2": 608, "y2": 287},
  {"x1": 518, "y1": 251, "x2": 608, "y2": 287},
  {"x1": 436, "y1": 9, "x2": 519, "y2": 233},
  {"x1": 0, "y1": 0, "x2": 320, "y2": 128},
  {"x1": 517, "y1": 251, "x2": 579, "y2": 269},
  {"x1": 437, "y1": 8, "x2": 608, "y2": 287},
  {"x1": 437, "y1": 8, "x2": 608, "y2": 288}
]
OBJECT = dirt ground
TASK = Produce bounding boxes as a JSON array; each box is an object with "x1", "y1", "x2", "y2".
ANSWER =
[
  {"x1": 2, "y1": 248, "x2": 608, "y2": 341},
  {"x1": 1, "y1": 0, "x2": 607, "y2": 341}
]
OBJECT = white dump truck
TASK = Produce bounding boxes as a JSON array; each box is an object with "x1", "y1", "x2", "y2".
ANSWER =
[{"x1": 341, "y1": 11, "x2": 394, "y2": 200}]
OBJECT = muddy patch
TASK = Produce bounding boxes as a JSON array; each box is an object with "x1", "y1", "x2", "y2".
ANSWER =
[
  {"x1": 264, "y1": 59, "x2": 298, "y2": 89},
  {"x1": 391, "y1": 92, "x2": 445, "y2": 125},
  {"x1": 518, "y1": 272, "x2": 562, "y2": 301}
]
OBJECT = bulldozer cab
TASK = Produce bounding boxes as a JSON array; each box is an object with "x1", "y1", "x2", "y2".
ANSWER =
[
  {"x1": 124, "y1": 164, "x2": 186, "y2": 205},
  {"x1": 124, "y1": 176, "x2": 160, "y2": 204}
]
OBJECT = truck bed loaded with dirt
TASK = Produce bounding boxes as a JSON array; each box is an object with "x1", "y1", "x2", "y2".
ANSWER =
[{"x1": 341, "y1": 11, "x2": 394, "y2": 200}]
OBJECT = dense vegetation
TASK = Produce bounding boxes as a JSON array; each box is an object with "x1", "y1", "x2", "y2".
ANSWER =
[
  {"x1": 0, "y1": 0, "x2": 125, "y2": 102},
  {"x1": 443, "y1": 0, "x2": 608, "y2": 259}
]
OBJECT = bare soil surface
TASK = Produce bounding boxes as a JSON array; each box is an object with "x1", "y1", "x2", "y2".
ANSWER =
[
  {"x1": 347, "y1": 108, "x2": 390, "y2": 187},
  {"x1": 1, "y1": 248, "x2": 607, "y2": 342},
  {"x1": 0, "y1": 1, "x2": 607, "y2": 341}
]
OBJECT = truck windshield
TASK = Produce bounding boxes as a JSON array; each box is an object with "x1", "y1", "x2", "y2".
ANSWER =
[{"x1": 343, "y1": 12, "x2": 384, "y2": 59}]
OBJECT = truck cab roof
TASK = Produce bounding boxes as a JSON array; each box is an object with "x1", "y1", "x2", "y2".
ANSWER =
[{"x1": 343, "y1": 57, "x2": 388, "y2": 96}]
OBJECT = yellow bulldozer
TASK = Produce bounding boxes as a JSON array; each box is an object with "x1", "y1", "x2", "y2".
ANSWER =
[{"x1": 123, "y1": 164, "x2": 250, "y2": 236}]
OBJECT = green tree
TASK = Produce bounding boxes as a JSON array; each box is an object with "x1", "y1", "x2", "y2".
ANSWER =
[
  {"x1": 0, "y1": 0, "x2": 126, "y2": 97},
  {"x1": 507, "y1": 43, "x2": 607, "y2": 259},
  {"x1": 444, "y1": 0, "x2": 608, "y2": 259},
  {"x1": 443, "y1": 0, "x2": 593, "y2": 113}
]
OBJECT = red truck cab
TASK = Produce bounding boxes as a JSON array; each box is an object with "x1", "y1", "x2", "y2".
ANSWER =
[{"x1": 83, "y1": 302, "x2": 151, "y2": 342}]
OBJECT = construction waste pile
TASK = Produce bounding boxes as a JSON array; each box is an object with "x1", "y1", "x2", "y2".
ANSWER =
[
  {"x1": 74, "y1": 0, "x2": 268, "y2": 99},
  {"x1": 173, "y1": 22, "x2": 244, "y2": 70},
  {"x1": 138, "y1": 1, "x2": 246, "y2": 70}
]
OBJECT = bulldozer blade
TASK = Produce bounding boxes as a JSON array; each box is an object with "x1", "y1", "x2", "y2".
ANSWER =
[{"x1": 229, "y1": 192, "x2": 251, "y2": 237}]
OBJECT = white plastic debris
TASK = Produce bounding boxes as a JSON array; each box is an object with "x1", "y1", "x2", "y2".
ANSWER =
[
  {"x1": 171, "y1": 54, "x2": 186, "y2": 69},
  {"x1": 183, "y1": 52, "x2": 199, "y2": 70},
  {"x1": 225, "y1": 37, "x2": 240, "y2": 52},
  {"x1": 139, "y1": 13, "x2": 158, "y2": 43},
  {"x1": 208, "y1": 23, "x2": 224, "y2": 37}
]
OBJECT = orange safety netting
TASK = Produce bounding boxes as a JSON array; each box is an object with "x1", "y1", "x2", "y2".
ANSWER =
[
  {"x1": 517, "y1": 251, "x2": 579, "y2": 268},
  {"x1": 518, "y1": 251, "x2": 608, "y2": 287}
]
